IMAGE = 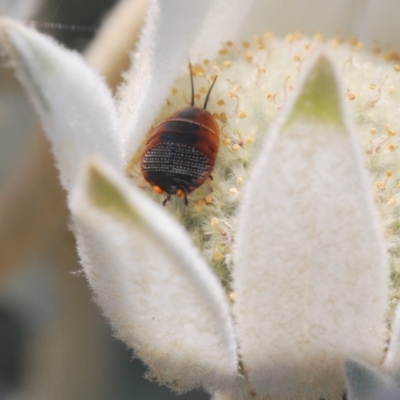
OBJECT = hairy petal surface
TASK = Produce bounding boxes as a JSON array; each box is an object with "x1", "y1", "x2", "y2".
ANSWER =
[
  {"x1": 354, "y1": 0, "x2": 400, "y2": 51},
  {"x1": 240, "y1": 0, "x2": 359, "y2": 40},
  {"x1": 240, "y1": 0, "x2": 400, "y2": 52},
  {"x1": 233, "y1": 55, "x2": 389, "y2": 400},
  {"x1": 117, "y1": 0, "x2": 212, "y2": 162},
  {"x1": 384, "y1": 302, "x2": 400, "y2": 382},
  {"x1": 0, "y1": 19, "x2": 123, "y2": 190},
  {"x1": 0, "y1": 0, "x2": 42, "y2": 19},
  {"x1": 70, "y1": 157, "x2": 238, "y2": 391},
  {"x1": 345, "y1": 359, "x2": 400, "y2": 400},
  {"x1": 190, "y1": 0, "x2": 256, "y2": 59}
]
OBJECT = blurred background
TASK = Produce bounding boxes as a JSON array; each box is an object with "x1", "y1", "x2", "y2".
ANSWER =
[{"x1": 0, "y1": 0, "x2": 208, "y2": 399}]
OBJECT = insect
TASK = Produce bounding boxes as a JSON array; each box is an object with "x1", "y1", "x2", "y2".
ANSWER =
[{"x1": 140, "y1": 64, "x2": 220, "y2": 206}]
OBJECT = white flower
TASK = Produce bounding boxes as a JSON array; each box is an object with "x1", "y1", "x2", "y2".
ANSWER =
[
  {"x1": 0, "y1": 0, "x2": 42, "y2": 20},
  {"x1": 1, "y1": 1, "x2": 400, "y2": 399}
]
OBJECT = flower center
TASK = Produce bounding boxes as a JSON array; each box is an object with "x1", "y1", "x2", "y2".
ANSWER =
[{"x1": 130, "y1": 32, "x2": 400, "y2": 309}]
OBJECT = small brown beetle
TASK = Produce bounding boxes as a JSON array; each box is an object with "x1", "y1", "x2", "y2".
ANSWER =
[{"x1": 141, "y1": 64, "x2": 220, "y2": 206}]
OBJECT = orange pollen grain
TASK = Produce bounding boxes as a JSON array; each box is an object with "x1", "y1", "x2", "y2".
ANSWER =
[
  {"x1": 205, "y1": 195, "x2": 213, "y2": 204},
  {"x1": 196, "y1": 199, "x2": 206, "y2": 207},
  {"x1": 194, "y1": 203, "x2": 204, "y2": 211},
  {"x1": 313, "y1": 32, "x2": 323, "y2": 41},
  {"x1": 386, "y1": 126, "x2": 396, "y2": 136},
  {"x1": 246, "y1": 52, "x2": 254, "y2": 62},
  {"x1": 246, "y1": 136, "x2": 255, "y2": 144},
  {"x1": 232, "y1": 144, "x2": 241, "y2": 151},
  {"x1": 347, "y1": 92, "x2": 356, "y2": 100},
  {"x1": 331, "y1": 40, "x2": 339, "y2": 49},
  {"x1": 386, "y1": 169, "x2": 394, "y2": 177},
  {"x1": 285, "y1": 33, "x2": 294, "y2": 42},
  {"x1": 211, "y1": 217, "x2": 219, "y2": 227},
  {"x1": 383, "y1": 51, "x2": 400, "y2": 61}
]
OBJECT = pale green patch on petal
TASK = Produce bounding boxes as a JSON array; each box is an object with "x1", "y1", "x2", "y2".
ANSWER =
[
  {"x1": 384, "y1": 302, "x2": 400, "y2": 383},
  {"x1": 232, "y1": 55, "x2": 389, "y2": 400},
  {"x1": 345, "y1": 359, "x2": 400, "y2": 400},
  {"x1": 0, "y1": 19, "x2": 123, "y2": 190},
  {"x1": 285, "y1": 55, "x2": 344, "y2": 127},
  {"x1": 70, "y1": 157, "x2": 238, "y2": 392},
  {"x1": 86, "y1": 164, "x2": 140, "y2": 224},
  {"x1": 117, "y1": 0, "x2": 213, "y2": 163}
]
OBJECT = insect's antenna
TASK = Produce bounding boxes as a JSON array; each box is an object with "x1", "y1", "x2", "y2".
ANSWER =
[
  {"x1": 203, "y1": 75, "x2": 218, "y2": 109},
  {"x1": 188, "y1": 62, "x2": 195, "y2": 107}
]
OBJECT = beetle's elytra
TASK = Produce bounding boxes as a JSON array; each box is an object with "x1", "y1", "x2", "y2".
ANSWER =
[{"x1": 140, "y1": 64, "x2": 220, "y2": 206}]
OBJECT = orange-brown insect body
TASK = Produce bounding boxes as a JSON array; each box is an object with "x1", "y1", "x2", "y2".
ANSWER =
[{"x1": 141, "y1": 67, "x2": 220, "y2": 205}]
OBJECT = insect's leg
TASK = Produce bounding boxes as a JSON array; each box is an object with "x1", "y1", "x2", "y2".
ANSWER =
[{"x1": 162, "y1": 195, "x2": 171, "y2": 206}]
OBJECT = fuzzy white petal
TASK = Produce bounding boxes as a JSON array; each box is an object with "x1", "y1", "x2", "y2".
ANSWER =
[
  {"x1": 0, "y1": 0, "x2": 42, "y2": 19},
  {"x1": 0, "y1": 19, "x2": 123, "y2": 190},
  {"x1": 233, "y1": 55, "x2": 388, "y2": 400},
  {"x1": 354, "y1": 0, "x2": 400, "y2": 51},
  {"x1": 70, "y1": 157, "x2": 238, "y2": 391},
  {"x1": 384, "y1": 302, "x2": 400, "y2": 382},
  {"x1": 345, "y1": 359, "x2": 400, "y2": 400},
  {"x1": 239, "y1": 0, "x2": 359, "y2": 40},
  {"x1": 190, "y1": 0, "x2": 256, "y2": 59},
  {"x1": 117, "y1": 0, "x2": 212, "y2": 163},
  {"x1": 240, "y1": 0, "x2": 400, "y2": 52}
]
